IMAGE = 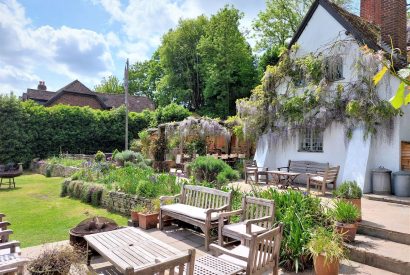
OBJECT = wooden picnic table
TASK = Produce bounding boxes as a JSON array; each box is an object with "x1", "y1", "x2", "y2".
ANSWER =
[
  {"x1": 267, "y1": 170, "x2": 301, "y2": 189},
  {"x1": 84, "y1": 227, "x2": 182, "y2": 274}
]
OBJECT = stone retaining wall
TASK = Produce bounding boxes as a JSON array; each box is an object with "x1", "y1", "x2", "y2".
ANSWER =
[
  {"x1": 101, "y1": 190, "x2": 151, "y2": 215},
  {"x1": 32, "y1": 161, "x2": 80, "y2": 178}
]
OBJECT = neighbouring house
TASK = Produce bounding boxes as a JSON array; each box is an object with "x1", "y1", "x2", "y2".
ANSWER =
[
  {"x1": 21, "y1": 80, "x2": 155, "y2": 112},
  {"x1": 253, "y1": 0, "x2": 409, "y2": 192}
]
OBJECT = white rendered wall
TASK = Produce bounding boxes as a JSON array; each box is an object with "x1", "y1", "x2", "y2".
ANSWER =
[{"x1": 254, "y1": 3, "x2": 407, "y2": 191}]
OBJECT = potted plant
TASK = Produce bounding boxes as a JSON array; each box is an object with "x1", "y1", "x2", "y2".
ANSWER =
[
  {"x1": 27, "y1": 245, "x2": 86, "y2": 275},
  {"x1": 138, "y1": 199, "x2": 160, "y2": 230},
  {"x1": 330, "y1": 200, "x2": 360, "y2": 242},
  {"x1": 130, "y1": 204, "x2": 145, "y2": 225},
  {"x1": 333, "y1": 180, "x2": 362, "y2": 221},
  {"x1": 308, "y1": 227, "x2": 345, "y2": 275}
]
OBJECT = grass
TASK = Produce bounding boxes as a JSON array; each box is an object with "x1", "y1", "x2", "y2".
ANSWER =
[
  {"x1": 0, "y1": 173, "x2": 128, "y2": 248},
  {"x1": 46, "y1": 156, "x2": 86, "y2": 167}
]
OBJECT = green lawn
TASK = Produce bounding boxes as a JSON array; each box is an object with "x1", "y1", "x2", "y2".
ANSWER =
[{"x1": 0, "y1": 174, "x2": 128, "y2": 248}]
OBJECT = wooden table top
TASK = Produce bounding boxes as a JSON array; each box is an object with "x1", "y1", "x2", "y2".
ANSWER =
[
  {"x1": 84, "y1": 227, "x2": 182, "y2": 274},
  {"x1": 267, "y1": 170, "x2": 301, "y2": 176}
]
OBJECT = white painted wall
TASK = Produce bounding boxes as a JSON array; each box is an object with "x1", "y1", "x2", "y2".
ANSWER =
[{"x1": 254, "y1": 3, "x2": 408, "y2": 192}]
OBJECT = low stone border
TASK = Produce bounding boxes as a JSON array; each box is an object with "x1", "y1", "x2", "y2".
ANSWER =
[
  {"x1": 101, "y1": 189, "x2": 151, "y2": 215},
  {"x1": 31, "y1": 160, "x2": 80, "y2": 178}
]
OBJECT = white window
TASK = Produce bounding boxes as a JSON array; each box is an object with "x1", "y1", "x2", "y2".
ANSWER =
[
  {"x1": 324, "y1": 56, "x2": 343, "y2": 81},
  {"x1": 299, "y1": 128, "x2": 323, "y2": 152}
]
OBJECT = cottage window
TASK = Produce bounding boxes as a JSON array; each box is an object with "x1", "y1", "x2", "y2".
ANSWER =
[
  {"x1": 299, "y1": 128, "x2": 323, "y2": 152},
  {"x1": 324, "y1": 56, "x2": 343, "y2": 81}
]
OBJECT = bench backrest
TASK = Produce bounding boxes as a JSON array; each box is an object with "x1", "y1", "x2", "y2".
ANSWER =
[
  {"x1": 241, "y1": 196, "x2": 275, "y2": 229},
  {"x1": 134, "y1": 249, "x2": 195, "y2": 275},
  {"x1": 180, "y1": 185, "x2": 232, "y2": 210},
  {"x1": 289, "y1": 160, "x2": 329, "y2": 174}
]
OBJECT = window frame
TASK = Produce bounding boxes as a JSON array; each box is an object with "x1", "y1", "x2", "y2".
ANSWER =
[
  {"x1": 324, "y1": 56, "x2": 344, "y2": 82},
  {"x1": 298, "y1": 128, "x2": 324, "y2": 153}
]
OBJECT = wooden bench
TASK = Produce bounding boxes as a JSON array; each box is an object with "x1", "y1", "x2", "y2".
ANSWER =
[
  {"x1": 159, "y1": 185, "x2": 232, "y2": 251},
  {"x1": 278, "y1": 160, "x2": 329, "y2": 185}
]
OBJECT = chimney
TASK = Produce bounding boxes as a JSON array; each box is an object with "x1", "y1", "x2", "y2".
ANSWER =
[
  {"x1": 360, "y1": 0, "x2": 406, "y2": 56},
  {"x1": 37, "y1": 81, "x2": 47, "y2": 91}
]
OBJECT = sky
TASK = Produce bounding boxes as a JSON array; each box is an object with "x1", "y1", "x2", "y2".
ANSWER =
[{"x1": 0, "y1": 0, "x2": 268, "y2": 96}]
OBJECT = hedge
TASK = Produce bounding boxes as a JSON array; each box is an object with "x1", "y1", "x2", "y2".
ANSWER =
[
  {"x1": 61, "y1": 180, "x2": 104, "y2": 207},
  {"x1": 0, "y1": 95, "x2": 190, "y2": 165}
]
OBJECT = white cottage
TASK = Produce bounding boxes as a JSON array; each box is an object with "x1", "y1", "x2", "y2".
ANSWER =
[{"x1": 254, "y1": 0, "x2": 409, "y2": 193}]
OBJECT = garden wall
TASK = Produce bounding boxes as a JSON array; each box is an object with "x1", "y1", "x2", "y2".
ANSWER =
[
  {"x1": 101, "y1": 190, "x2": 151, "y2": 215},
  {"x1": 32, "y1": 161, "x2": 80, "y2": 177}
]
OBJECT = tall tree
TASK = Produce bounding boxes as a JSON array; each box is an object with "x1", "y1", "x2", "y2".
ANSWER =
[
  {"x1": 157, "y1": 16, "x2": 208, "y2": 110},
  {"x1": 198, "y1": 6, "x2": 257, "y2": 118},
  {"x1": 129, "y1": 51, "x2": 163, "y2": 101},
  {"x1": 94, "y1": 75, "x2": 124, "y2": 94}
]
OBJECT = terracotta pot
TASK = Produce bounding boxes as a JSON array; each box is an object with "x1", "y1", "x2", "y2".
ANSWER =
[
  {"x1": 314, "y1": 254, "x2": 339, "y2": 275},
  {"x1": 130, "y1": 210, "x2": 139, "y2": 223},
  {"x1": 335, "y1": 221, "x2": 358, "y2": 242},
  {"x1": 138, "y1": 213, "x2": 159, "y2": 230},
  {"x1": 343, "y1": 198, "x2": 361, "y2": 221}
]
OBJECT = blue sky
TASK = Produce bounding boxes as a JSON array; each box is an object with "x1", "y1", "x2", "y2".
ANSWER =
[{"x1": 0, "y1": 0, "x2": 362, "y2": 96}]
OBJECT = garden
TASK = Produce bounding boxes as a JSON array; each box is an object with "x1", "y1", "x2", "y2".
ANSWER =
[{"x1": 41, "y1": 147, "x2": 364, "y2": 273}]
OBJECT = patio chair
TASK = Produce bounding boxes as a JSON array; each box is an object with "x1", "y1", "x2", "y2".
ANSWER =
[
  {"x1": 210, "y1": 223, "x2": 284, "y2": 275},
  {"x1": 244, "y1": 160, "x2": 257, "y2": 184},
  {"x1": 0, "y1": 241, "x2": 28, "y2": 275},
  {"x1": 218, "y1": 196, "x2": 275, "y2": 247},
  {"x1": 307, "y1": 165, "x2": 340, "y2": 195}
]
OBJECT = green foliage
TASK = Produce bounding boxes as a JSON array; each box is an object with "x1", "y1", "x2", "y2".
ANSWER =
[
  {"x1": 330, "y1": 200, "x2": 360, "y2": 224},
  {"x1": 112, "y1": 149, "x2": 120, "y2": 159},
  {"x1": 156, "y1": 103, "x2": 191, "y2": 124},
  {"x1": 185, "y1": 138, "x2": 206, "y2": 156},
  {"x1": 129, "y1": 55, "x2": 162, "y2": 101},
  {"x1": 158, "y1": 16, "x2": 208, "y2": 109},
  {"x1": 333, "y1": 181, "x2": 362, "y2": 199},
  {"x1": 150, "y1": 135, "x2": 167, "y2": 161},
  {"x1": 47, "y1": 156, "x2": 85, "y2": 168},
  {"x1": 114, "y1": 150, "x2": 149, "y2": 169},
  {"x1": 198, "y1": 5, "x2": 257, "y2": 117},
  {"x1": 138, "y1": 130, "x2": 151, "y2": 158},
  {"x1": 189, "y1": 156, "x2": 239, "y2": 188},
  {"x1": 94, "y1": 151, "x2": 106, "y2": 162},
  {"x1": 308, "y1": 227, "x2": 346, "y2": 263},
  {"x1": 0, "y1": 95, "x2": 189, "y2": 165},
  {"x1": 258, "y1": 189, "x2": 328, "y2": 272},
  {"x1": 62, "y1": 180, "x2": 105, "y2": 207},
  {"x1": 94, "y1": 75, "x2": 124, "y2": 94}
]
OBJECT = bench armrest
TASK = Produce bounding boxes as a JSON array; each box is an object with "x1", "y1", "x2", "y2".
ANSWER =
[
  {"x1": 218, "y1": 209, "x2": 243, "y2": 220},
  {"x1": 277, "y1": 166, "x2": 289, "y2": 171},
  {"x1": 0, "y1": 240, "x2": 20, "y2": 253},
  {"x1": 0, "y1": 221, "x2": 11, "y2": 230},
  {"x1": 205, "y1": 205, "x2": 230, "y2": 223},
  {"x1": 159, "y1": 194, "x2": 181, "y2": 206},
  {"x1": 209, "y1": 244, "x2": 248, "y2": 262},
  {"x1": 245, "y1": 216, "x2": 272, "y2": 234}
]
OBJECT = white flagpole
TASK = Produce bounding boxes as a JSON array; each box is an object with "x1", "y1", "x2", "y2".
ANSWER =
[{"x1": 124, "y1": 59, "x2": 129, "y2": 150}]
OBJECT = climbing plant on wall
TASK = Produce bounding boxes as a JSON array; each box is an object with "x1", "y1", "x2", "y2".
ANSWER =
[{"x1": 237, "y1": 41, "x2": 401, "y2": 142}]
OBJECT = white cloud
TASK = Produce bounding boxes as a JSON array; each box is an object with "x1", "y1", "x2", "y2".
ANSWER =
[{"x1": 0, "y1": 0, "x2": 115, "y2": 94}]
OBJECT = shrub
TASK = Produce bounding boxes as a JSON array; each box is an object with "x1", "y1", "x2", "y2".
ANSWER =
[
  {"x1": 94, "y1": 151, "x2": 106, "y2": 162},
  {"x1": 189, "y1": 156, "x2": 239, "y2": 187},
  {"x1": 45, "y1": 165, "x2": 53, "y2": 177},
  {"x1": 112, "y1": 149, "x2": 120, "y2": 160},
  {"x1": 330, "y1": 200, "x2": 360, "y2": 224},
  {"x1": 257, "y1": 189, "x2": 328, "y2": 272},
  {"x1": 60, "y1": 180, "x2": 69, "y2": 197},
  {"x1": 130, "y1": 139, "x2": 142, "y2": 152},
  {"x1": 150, "y1": 135, "x2": 167, "y2": 161},
  {"x1": 138, "y1": 130, "x2": 151, "y2": 158},
  {"x1": 156, "y1": 103, "x2": 191, "y2": 124},
  {"x1": 333, "y1": 180, "x2": 362, "y2": 199}
]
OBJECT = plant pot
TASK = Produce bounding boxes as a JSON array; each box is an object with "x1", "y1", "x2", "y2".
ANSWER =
[
  {"x1": 314, "y1": 254, "x2": 339, "y2": 275},
  {"x1": 335, "y1": 221, "x2": 358, "y2": 242},
  {"x1": 343, "y1": 198, "x2": 361, "y2": 221},
  {"x1": 130, "y1": 210, "x2": 139, "y2": 224},
  {"x1": 138, "y1": 213, "x2": 159, "y2": 230}
]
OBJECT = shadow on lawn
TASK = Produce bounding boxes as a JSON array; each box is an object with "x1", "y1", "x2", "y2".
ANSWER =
[{"x1": 0, "y1": 187, "x2": 22, "y2": 192}]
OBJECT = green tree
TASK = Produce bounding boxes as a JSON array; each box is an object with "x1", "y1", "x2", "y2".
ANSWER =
[
  {"x1": 198, "y1": 6, "x2": 257, "y2": 117},
  {"x1": 253, "y1": 0, "x2": 353, "y2": 52},
  {"x1": 129, "y1": 51, "x2": 163, "y2": 101},
  {"x1": 94, "y1": 75, "x2": 124, "y2": 94},
  {"x1": 157, "y1": 16, "x2": 208, "y2": 110}
]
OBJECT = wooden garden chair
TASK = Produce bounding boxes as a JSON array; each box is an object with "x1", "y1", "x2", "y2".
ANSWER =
[
  {"x1": 307, "y1": 165, "x2": 340, "y2": 195},
  {"x1": 244, "y1": 160, "x2": 257, "y2": 184},
  {"x1": 0, "y1": 241, "x2": 27, "y2": 275},
  {"x1": 210, "y1": 223, "x2": 284, "y2": 275},
  {"x1": 218, "y1": 196, "x2": 275, "y2": 247}
]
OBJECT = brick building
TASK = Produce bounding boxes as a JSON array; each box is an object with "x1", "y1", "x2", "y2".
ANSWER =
[{"x1": 21, "y1": 80, "x2": 155, "y2": 112}]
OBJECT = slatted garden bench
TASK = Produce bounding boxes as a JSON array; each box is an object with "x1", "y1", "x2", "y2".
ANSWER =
[
  {"x1": 159, "y1": 185, "x2": 232, "y2": 251},
  {"x1": 278, "y1": 160, "x2": 329, "y2": 184}
]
